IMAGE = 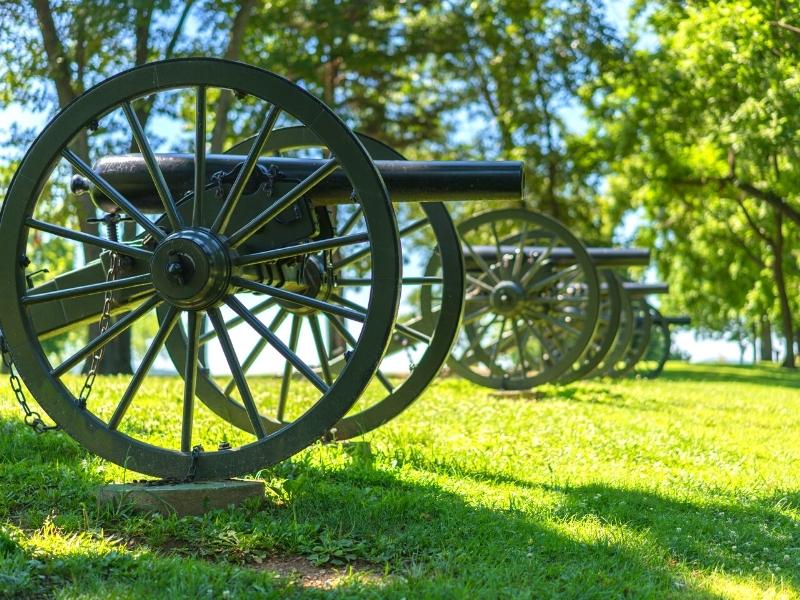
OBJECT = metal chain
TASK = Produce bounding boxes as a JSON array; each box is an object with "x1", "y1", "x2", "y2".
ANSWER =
[
  {"x1": 77, "y1": 251, "x2": 118, "y2": 408},
  {"x1": 1, "y1": 335, "x2": 59, "y2": 434}
]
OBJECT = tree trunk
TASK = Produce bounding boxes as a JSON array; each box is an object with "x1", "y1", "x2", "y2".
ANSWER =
[
  {"x1": 760, "y1": 317, "x2": 773, "y2": 362},
  {"x1": 772, "y1": 213, "x2": 795, "y2": 368},
  {"x1": 210, "y1": 0, "x2": 257, "y2": 153}
]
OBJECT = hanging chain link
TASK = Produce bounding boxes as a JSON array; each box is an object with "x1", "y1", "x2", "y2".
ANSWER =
[
  {"x1": 77, "y1": 251, "x2": 118, "y2": 408},
  {"x1": 1, "y1": 335, "x2": 59, "y2": 434},
  {"x1": 2, "y1": 216, "x2": 121, "y2": 432}
]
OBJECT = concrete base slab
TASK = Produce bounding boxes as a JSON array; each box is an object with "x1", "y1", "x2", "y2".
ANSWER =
[{"x1": 96, "y1": 479, "x2": 265, "y2": 517}]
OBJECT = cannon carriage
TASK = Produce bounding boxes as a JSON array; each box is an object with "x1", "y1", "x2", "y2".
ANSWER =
[{"x1": 0, "y1": 58, "x2": 687, "y2": 480}]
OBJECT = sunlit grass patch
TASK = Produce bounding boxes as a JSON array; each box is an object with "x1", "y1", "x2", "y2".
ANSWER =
[{"x1": 1, "y1": 362, "x2": 799, "y2": 598}]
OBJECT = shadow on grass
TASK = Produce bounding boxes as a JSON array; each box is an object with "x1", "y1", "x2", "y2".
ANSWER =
[
  {"x1": 657, "y1": 362, "x2": 800, "y2": 390},
  {"x1": 550, "y1": 482, "x2": 799, "y2": 591},
  {"x1": 0, "y1": 416, "x2": 718, "y2": 598},
  {"x1": 3, "y1": 414, "x2": 793, "y2": 598}
]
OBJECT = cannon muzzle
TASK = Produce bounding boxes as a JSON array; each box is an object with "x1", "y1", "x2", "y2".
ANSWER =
[
  {"x1": 653, "y1": 315, "x2": 691, "y2": 326},
  {"x1": 75, "y1": 153, "x2": 524, "y2": 212},
  {"x1": 623, "y1": 282, "x2": 669, "y2": 296}
]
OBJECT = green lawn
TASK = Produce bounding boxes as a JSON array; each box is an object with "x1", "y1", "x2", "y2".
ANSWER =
[{"x1": 1, "y1": 363, "x2": 799, "y2": 599}]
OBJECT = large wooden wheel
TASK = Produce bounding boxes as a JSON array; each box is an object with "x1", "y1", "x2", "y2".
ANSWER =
[
  {"x1": 0, "y1": 59, "x2": 401, "y2": 480},
  {"x1": 160, "y1": 126, "x2": 464, "y2": 440}
]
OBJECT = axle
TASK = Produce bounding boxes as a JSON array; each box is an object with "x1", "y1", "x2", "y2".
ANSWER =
[{"x1": 72, "y1": 154, "x2": 525, "y2": 212}]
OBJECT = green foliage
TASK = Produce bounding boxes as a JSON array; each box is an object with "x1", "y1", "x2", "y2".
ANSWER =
[{"x1": 586, "y1": 0, "x2": 800, "y2": 347}]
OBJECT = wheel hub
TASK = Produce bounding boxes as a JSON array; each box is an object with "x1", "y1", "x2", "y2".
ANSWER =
[
  {"x1": 151, "y1": 229, "x2": 231, "y2": 309},
  {"x1": 490, "y1": 280, "x2": 525, "y2": 316}
]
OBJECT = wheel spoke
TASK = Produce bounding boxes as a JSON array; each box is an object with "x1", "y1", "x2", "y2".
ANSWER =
[
  {"x1": 193, "y1": 85, "x2": 206, "y2": 227},
  {"x1": 524, "y1": 308, "x2": 582, "y2": 337},
  {"x1": 207, "y1": 307, "x2": 267, "y2": 439},
  {"x1": 336, "y1": 206, "x2": 363, "y2": 236},
  {"x1": 519, "y1": 238, "x2": 557, "y2": 287},
  {"x1": 234, "y1": 232, "x2": 369, "y2": 267},
  {"x1": 329, "y1": 293, "x2": 431, "y2": 343},
  {"x1": 375, "y1": 369, "x2": 395, "y2": 394},
  {"x1": 511, "y1": 319, "x2": 529, "y2": 375},
  {"x1": 309, "y1": 314, "x2": 333, "y2": 385},
  {"x1": 332, "y1": 217, "x2": 427, "y2": 270},
  {"x1": 525, "y1": 264, "x2": 580, "y2": 292},
  {"x1": 461, "y1": 236, "x2": 501, "y2": 284},
  {"x1": 523, "y1": 317, "x2": 560, "y2": 363},
  {"x1": 181, "y1": 311, "x2": 202, "y2": 451},
  {"x1": 108, "y1": 306, "x2": 179, "y2": 430},
  {"x1": 26, "y1": 218, "x2": 152, "y2": 260},
  {"x1": 459, "y1": 315, "x2": 498, "y2": 361},
  {"x1": 462, "y1": 303, "x2": 491, "y2": 326},
  {"x1": 199, "y1": 297, "x2": 276, "y2": 345},
  {"x1": 227, "y1": 157, "x2": 338, "y2": 247},
  {"x1": 489, "y1": 222, "x2": 510, "y2": 279},
  {"x1": 511, "y1": 223, "x2": 530, "y2": 279},
  {"x1": 51, "y1": 295, "x2": 160, "y2": 376},
  {"x1": 226, "y1": 296, "x2": 328, "y2": 394},
  {"x1": 122, "y1": 102, "x2": 183, "y2": 231},
  {"x1": 212, "y1": 104, "x2": 282, "y2": 235},
  {"x1": 223, "y1": 308, "x2": 289, "y2": 396},
  {"x1": 466, "y1": 274, "x2": 495, "y2": 293},
  {"x1": 22, "y1": 273, "x2": 152, "y2": 305},
  {"x1": 233, "y1": 277, "x2": 366, "y2": 324},
  {"x1": 62, "y1": 149, "x2": 165, "y2": 241},
  {"x1": 489, "y1": 317, "x2": 508, "y2": 366},
  {"x1": 277, "y1": 315, "x2": 302, "y2": 421}
]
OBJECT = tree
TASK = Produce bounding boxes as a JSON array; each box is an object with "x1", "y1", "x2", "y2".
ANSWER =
[{"x1": 586, "y1": 0, "x2": 800, "y2": 366}]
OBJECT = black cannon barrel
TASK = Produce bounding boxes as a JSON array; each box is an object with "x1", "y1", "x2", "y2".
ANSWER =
[
  {"x1": 623, "y1": 282, "x2": 669, "y2": 296},
  {"x1": 77, "y1": 154, "x2": 524, "y2": 212},
  {"x1": 653, "y1": 315, "x2": 691, "y2": 326},
  {"x1": 466, "y1": 245, "x2": 650, "y2": 267}
]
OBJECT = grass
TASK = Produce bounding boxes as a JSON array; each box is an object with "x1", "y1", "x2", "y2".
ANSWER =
[{"x1": 1, "y1": 362, "x2": 799, "y2": 598}]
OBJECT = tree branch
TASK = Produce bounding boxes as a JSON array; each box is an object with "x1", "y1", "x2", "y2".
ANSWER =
[
  {"x1": 211, "y1": 0, "x2": 257, "y2": 152},
  {"x1": 165, "y1": 0, "x2": 196, "y2": 59},
  {"x1": 32, "y1": 0, "x2": 76, "y2": 105}
]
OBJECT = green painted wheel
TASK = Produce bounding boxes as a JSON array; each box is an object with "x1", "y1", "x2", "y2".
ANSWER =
[
  {"x1": 558, "y1": 269, "x2": 622, "y2": 384},
  {"x1": 439, "y1": 209, "x2": 600, "y2": 390},
  {"x1": 633, "y1": 306, "x2": 670, "y2": 379},
  {"x1": 161, "y1": 126, "x2": 464, "y2": 440},
  {"x1": 606, "y1": 298, "x2": 653, "y2": 378},
  {"x1": 0, "y1": 59, "x2": 401, "y2": 480},
  {"x1": 593, "y1": 281, "x2": 635, "y2": 378}
]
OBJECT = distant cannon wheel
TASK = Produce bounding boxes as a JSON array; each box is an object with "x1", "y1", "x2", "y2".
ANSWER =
[
  {"x1": 0, "y1": 59, "x2": 401, "y2": 480},
  {"x1": 607, "y1": 299, "x2": 653, "y2": 378},
  {"x1": 594, "y1": 281, "x2": 635, "y2": 378},
  {"x1": 632, "y1": 306, "x2": 670, "y2": 379},
  {"x1": 439, "y1": 209, "x2": 600, "y2": 390},
  {"x1": 161, "y1": 126, "x2": 464, "y2": 440},
  {"x1": 558, "y1": 269, "x2": 622, "y2": 384}
]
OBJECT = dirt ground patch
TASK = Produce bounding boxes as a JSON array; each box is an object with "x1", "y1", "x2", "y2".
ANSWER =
[{"x1": 253, "y1": 555, "x2": 387, "y2": 590}]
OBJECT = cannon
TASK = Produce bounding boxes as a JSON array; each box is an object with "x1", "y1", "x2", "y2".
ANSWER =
[
  {"x1": 0, "y1": 58, "x2": 527, "y2": 480},
  {"x1": 599, "y1": 283, "x2": 671, "y2": 378},
  {"x1": 443, "y1": 206, "x2": 658, "y2": 389},
  {"x1": 632, "y1": 312, "x2": 691, "y2": 379}
]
